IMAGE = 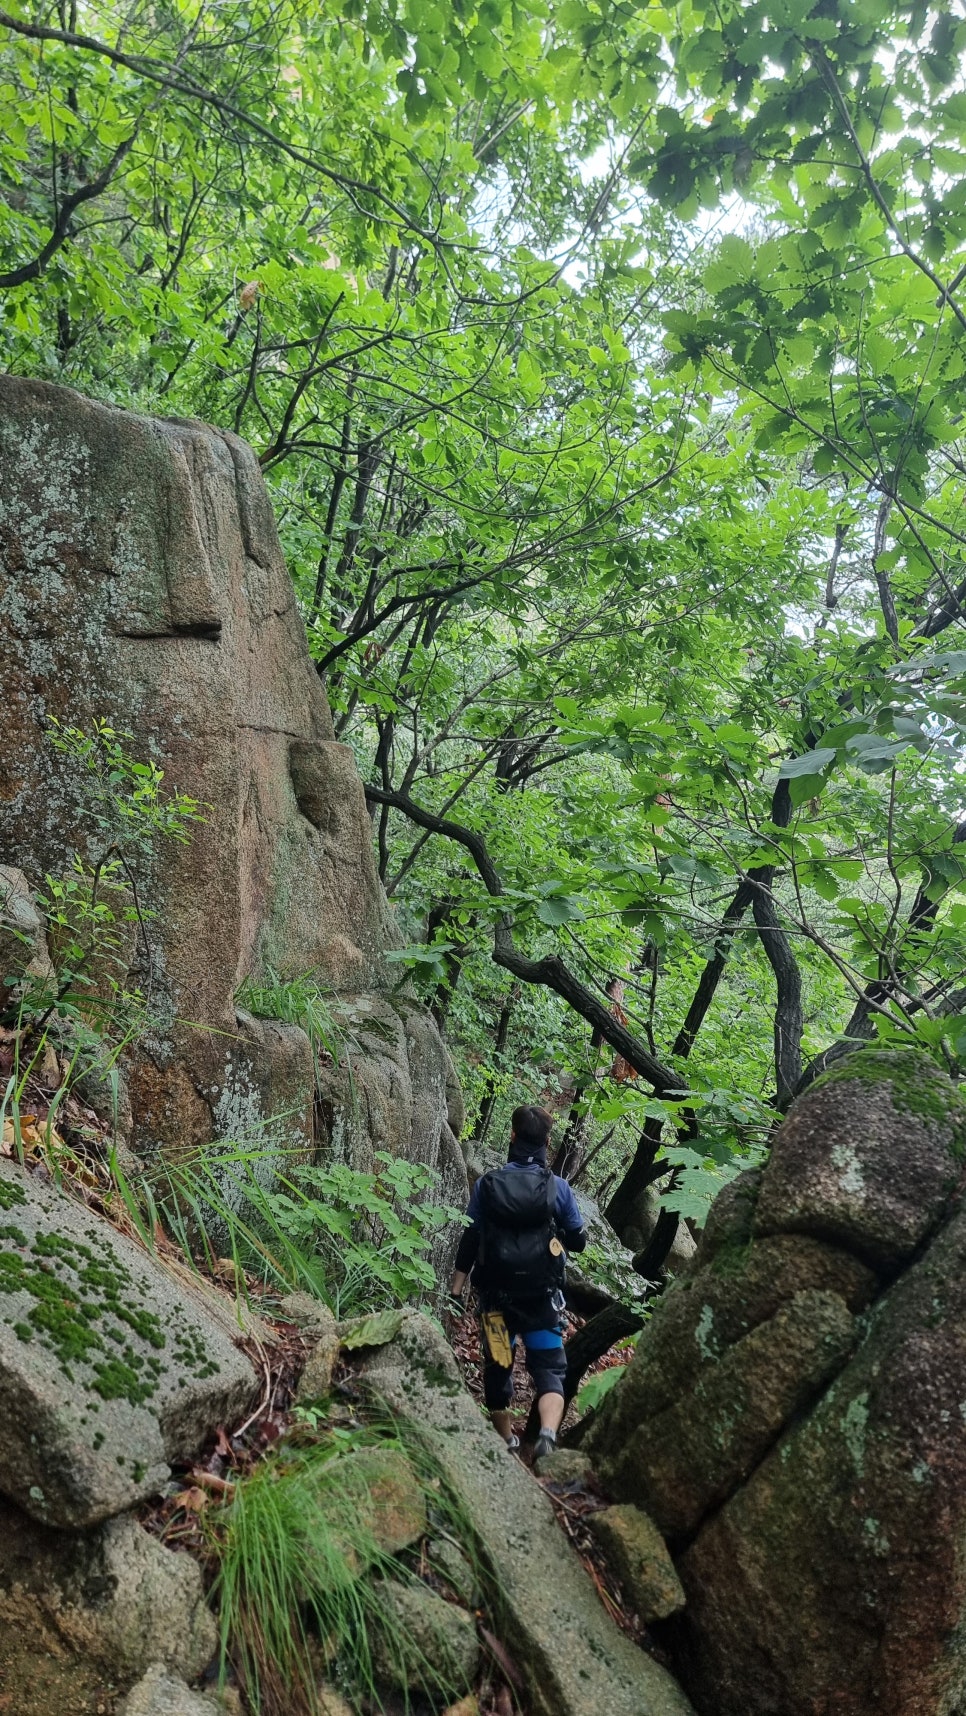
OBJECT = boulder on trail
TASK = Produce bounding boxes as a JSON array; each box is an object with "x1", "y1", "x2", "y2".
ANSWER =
[
  {"x1": 354, "y1": 1309, "x2": 695, "y2": 1716},
  {"x1": 0, "y1": 1495, "x2": 216, "y2": 1682},
  {"x1": 587, "y1": 1048, "x2": 966, "y2": 1716},
  {"x1": 0, "y1": 1158, "x2": 257, "y2": 1527},
  {"x1": 371, "y1": 1578, "x2": 480, "y2": 1693},
  {"x1": 588, "y1": 1504, "x2": 685, "y2": 1623},
  {"x1": 117, "y1": 1663, "x2": 227, "y2": 1716}
]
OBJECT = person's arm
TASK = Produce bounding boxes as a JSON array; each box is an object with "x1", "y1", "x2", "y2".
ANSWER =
[
  {"x1": 448, "y1": 1182, "x2": 482, "y2": 1309},
  {"x1": 556, "y1": 1179, "x2": 588, "y2": 1253}
]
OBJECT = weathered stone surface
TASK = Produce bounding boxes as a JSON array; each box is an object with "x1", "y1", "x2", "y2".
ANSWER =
[
  {"x1": 696, "y1": 1165, "x2": 762, "y2": 1263},
  {"x1": 579, "y1": 1049, "x2": 966, "y2": 1714},
  {"x1": 117, "y1": 1663, "x2": 224, "y2": 1716},
  {"x1": 0, "y1": 1159, "x2": 256, "y2": 1527},
  {"x1": 372, "y1": 1579, "x2": 480, "y2": 1692},
  {"x1": 337, "y1": 1445, "x2": 427, "y2": 1556},
  {"x1": 290, "y1": 1299, "x2": 340, "y2": 1401},
  {"x1": 588, "y1": 1231, "x2": 874, "y2": 1470},
  {"x1": 620, "y1": 1183, "x2": 697, "y2": 1271},
  {"x1": 678, "y1": 1197, "x2": 966, "y2": 1715},
  {"x1": 320, "y1": 993, "x2": 468, "y2": 1277},
  {"x1": 428, "y1": 1536, "x2": 482, "y2": 1608},
  {"x1": 755, "y1": 1049, "x2": 965, "y2": 1267},
  {"x1": 0, "y1": 865, "x2": 53, "y2": 1001},
  {"x1": 596, "y1": 1289, "x2": 856, "y2": 1537},
  {"x1": 356, "y1": 1311, "x2": 695, "y2": 1716},
  {"x1": 317, "y1": 1686, "x2": 355, "y2": 1716},
  {"x1": 534, "y1": 1448, "x2": 596, "y2": 1484},
  {"x1": 0, "y1": 375, "x2": 466, "y2": 1219},
  {"x1": 0, "y1": 1497, "x2": 215, "y2": 1683},
  {"x1": 589, "y1": 1505, "x2": 685, "y2": 1622}
]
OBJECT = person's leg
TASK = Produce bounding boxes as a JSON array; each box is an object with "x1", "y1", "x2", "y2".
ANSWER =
[
  {"x1": 521, "y1": 1328, "x2": 567, "y2": 1457},
  {"x1": 481, "y1": 1322, "x2": 518, "y2": 1445},
  {"x1": 537, "y1": 1389, "x2": 566, "y2": 1434}
]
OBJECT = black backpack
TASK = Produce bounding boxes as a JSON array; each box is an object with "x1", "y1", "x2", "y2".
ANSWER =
[{"x1": 476, "y1": 1166, "x2": 565, "y2": 1304}]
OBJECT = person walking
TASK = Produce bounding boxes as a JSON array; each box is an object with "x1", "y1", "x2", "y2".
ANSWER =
[{"x1": 447, "y1": 1104, "x2": 587, "y2": 1461}]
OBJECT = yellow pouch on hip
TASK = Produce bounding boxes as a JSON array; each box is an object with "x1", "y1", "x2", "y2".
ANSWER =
[{"x1": 481, "y1": 1311, "x2": 514, "y2": 1369}]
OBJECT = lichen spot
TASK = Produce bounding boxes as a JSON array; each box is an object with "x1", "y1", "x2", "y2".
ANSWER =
[
  {"x1": 842, "y1": 1392, "x2": 870, "y2": 1476},
  {"x1": 830, "y1": 1142, "x2": 866, "y2": 1199},
  {"x1": 695, "y1": 1301, "x2": 719, "y2": 1362}
]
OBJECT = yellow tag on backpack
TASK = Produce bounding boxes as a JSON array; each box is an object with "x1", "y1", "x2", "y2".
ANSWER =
[{"x1": 481, "y1": 1311, "x2": 514, "y2": 1369}]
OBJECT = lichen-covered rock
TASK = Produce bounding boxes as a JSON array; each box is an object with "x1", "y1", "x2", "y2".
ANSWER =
[
  {"x1": 117, "y1": 1663, "x2": 225, "y2": 1716},
  {"x1": 587, "y1": 1231, "x2": 875, "y2": 1486},
  {"x1": 534, "y1": 1448, "x2": 596, "y2": 1484},
  {"x1": 0, "y1": 374, "x2": 466, "y2": 1217},
  {"x1": 0, "y1": 1159, "x2": 256, "y2": 1527},
  {"x1": 290, "y1": 1299, "x2": 340, "y2": 1402},
  {"x1": 334, "y1": 1445, "x2": 427, "y2": 1557},
  {"x1": 0, "y1": 865, "x2": 53, "y2": 1002},
  {"x1": 754, "y1": 1048, "x2": 966, "y2": 1267},
  {"x1": 427, "y1": 1536, "x2": 482, "y2": 1609},
  {"x1": 0, "y1": 1497, "x2": 216, "y2": 1680},
  {"x1": 587, "y1": 1049, "x2": 966, "y2": 1715},
  {"x1": 595, "y1": 1289, "x2": 856, "y2": 1537},
  {"x1": 588, "y1": 1505, "x2": 685, "y2": 1622},
  {"x1": 678, "y1": 1196, "x2": 966, "y2": 1715},
  {"x1": 372, "y1": 1579, "x2": 480, "y2": 1693}
]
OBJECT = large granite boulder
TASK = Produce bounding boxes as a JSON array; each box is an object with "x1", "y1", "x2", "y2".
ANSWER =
[
  {"x1": 586, "y1": 1049, "x2": 966, "y2": 1716},
  {"x1": 0, "y1": 1158, "x2": 257, "y2": 1527},
  {"x1": 0, "y1": 374, "x2": 466, "y2": 1210}
]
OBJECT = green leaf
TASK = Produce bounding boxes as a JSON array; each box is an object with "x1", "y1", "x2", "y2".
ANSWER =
[
  {"x1": 779, "y1": 748, "x2": 837, "y2": 779},
  {"x1": 338, "y1": 1310, "x2": 406, "y2": 1350}
]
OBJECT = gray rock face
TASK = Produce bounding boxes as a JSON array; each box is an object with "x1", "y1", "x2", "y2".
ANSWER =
[
  {"x1": 0, "y1": 1496, "x2": 216, "y2": 1681},
  {"x1": 588, "y1": 1505, "x2": 685, "y2": 1623},
  {"x1": 0, "y1": 1159, "x2": 256, "y2": 1527},
  {"x1": 117, "y1": 1664, "x2": 224, "y2": 1716},
  {"x1": 754, "y1": 1049, "x2": 965, "y2": 1266},
  {"x1": 372, "y1": 1579, "x2": 480, "y2": 1693},
  {"x1": 588, "y1": 1048, "x2": 966, "y2": 1716},
  {"x1": 0, "y1": 864, "x2": 53, "y2": 1004},
  {"x1": 356, "y1": 1310, "x2": 695, "y2": 1716},
  {"x1": 0, "y1": 374, "x2": 466, "y2": 1215}
]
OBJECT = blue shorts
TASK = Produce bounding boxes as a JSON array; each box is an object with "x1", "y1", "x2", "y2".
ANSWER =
[{"x1": 481, "y1": 1316, "x2": 567, "y2": 1410}]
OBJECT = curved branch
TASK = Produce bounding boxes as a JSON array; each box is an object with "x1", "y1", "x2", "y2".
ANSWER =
[
  {"x1": 0, "y1": 130, "x2": 137, "y2": 289},
  {"x1": 363, "y1": 782, "x2": 685, "y2": 1093},
  {"x1": 0, "y1": 12, "x2": 452, "y2": 253}
]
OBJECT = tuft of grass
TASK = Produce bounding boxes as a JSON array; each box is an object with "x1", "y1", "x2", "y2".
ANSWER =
[
  {"x1": 203, "y1": 1424, "x2": 478, "y2": 1716},
  {"x1": 108, "y1": 1137, "x2": 464, "y2": 1320},
  {"x1": 235, "y1": 970, "x2": 345, "y2": 1076}
]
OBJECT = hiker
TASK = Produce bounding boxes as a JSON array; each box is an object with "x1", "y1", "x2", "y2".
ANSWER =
[{"x1": 447, "y1": 1104, "x2": 587, "y2": 1462}]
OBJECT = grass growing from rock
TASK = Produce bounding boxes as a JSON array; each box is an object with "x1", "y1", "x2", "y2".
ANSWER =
[{"x1": 203, "y1": 1421, "x2": 478, "y2": 1716}]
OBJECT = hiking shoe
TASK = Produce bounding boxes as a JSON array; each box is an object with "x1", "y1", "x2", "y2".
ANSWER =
[
  {"x1": 533, "y1": 1429, "x2": 557, "y2": 1464},
  {"x1": 504, "y1": 1433, "x2": 521, "y2": 1452}
]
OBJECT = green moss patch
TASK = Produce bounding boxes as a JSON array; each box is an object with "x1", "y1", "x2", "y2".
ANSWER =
[
  {"x1": 812, "y1": 1050, "x2": 966, "y2": 1158},
  {"x1": 0, "y1": 1223, "x2": 167, "y2": 1406}
]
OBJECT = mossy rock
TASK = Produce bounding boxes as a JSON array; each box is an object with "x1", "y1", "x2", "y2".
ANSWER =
[
  {"x1": 754, "y1": 1049, "x2": 965, "y2": 1269},
  {"x1": 0, "y1": 1159, "x2": 256, "y2": 1528}
]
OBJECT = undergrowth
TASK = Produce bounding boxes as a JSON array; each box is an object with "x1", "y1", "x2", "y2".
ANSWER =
[
  {"x1": 109, "y1": 1140, "x2": 465, "y2": 1318},
  {"x1": 203, "y1": 1417, "x2": 481, "y2": 1716}
]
